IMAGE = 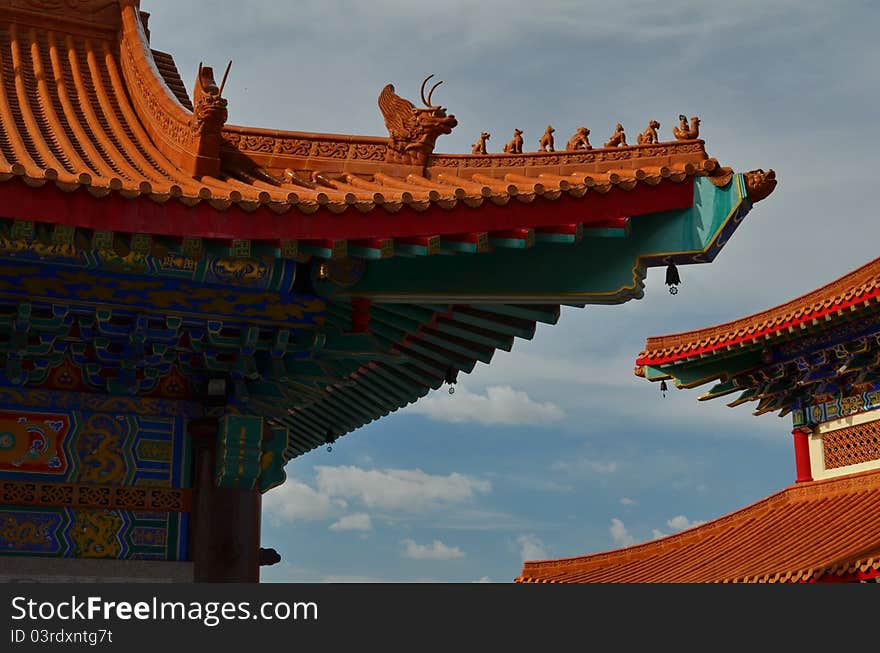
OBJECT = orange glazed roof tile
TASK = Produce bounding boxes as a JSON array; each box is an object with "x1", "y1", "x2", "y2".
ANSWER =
[
  {"x1": 637, "y1": 256, "x2": 880, "y2": 367},
  {"x1": 517, "y1": 467, "x2": 880, "y2": 583},
  {"x1": 0, "y1": 0, "x2": 733, "y2": 221}
]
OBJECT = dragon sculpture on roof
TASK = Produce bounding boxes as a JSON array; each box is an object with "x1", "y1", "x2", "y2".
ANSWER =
[{"x1": 378, "y1": 75, "x2": 458, "y2": 166}]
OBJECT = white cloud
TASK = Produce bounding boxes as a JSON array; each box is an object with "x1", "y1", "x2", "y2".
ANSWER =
[
  {"x1": 610, "y1": 518, "x2": 636, "y2": 547},
  {"x1": 667, "y1": 515, "x2": 705, "y2": 531},
  {"x1": 620, "y1": 497, "x2": 637, "y2": 506},
  {"x1": 402, "y1": 539, "x2": 465, "y2": 560},
  {"x1": 652, "y1": 515, "x2": 707, "y2": 539},
  {"x1": 553, "y1": 458, "x2": 618, "y2": 475},
  {"x1": 329, "y1": 513, "x2": 373, "y2": 532},
  {"x1": 262, "y1": 480, "x2": 344, "y2": 526},
  {"x1": 315, "y1": 465, "x2": 490, "y2": 512},
  {"x1": 474, "y1": 576, "x2": 492, "y2": 583},
  {"x1": 517, "y1": 534, "x2": 549, "y2": 561},
  {"x1": 408, "y1": 385, "x2": 564, "y2": 425}
]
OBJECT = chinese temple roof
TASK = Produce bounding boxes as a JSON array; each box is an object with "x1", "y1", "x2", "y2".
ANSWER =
[
  {"x1": 636, "y1": 257, "x2": 880, "y2": 419},
  {"x1": 0, "y1": 1, "x2": 779, "y2": 462},
  {"x1": 517, "y1": 467, "x2": 880, "y2": 583},
  {"x1": 0, "y1": 0, "x2": 765, "y2": 245},
  {"x1": 638, "y1": 257, "x2": 880, "y2": 367}
]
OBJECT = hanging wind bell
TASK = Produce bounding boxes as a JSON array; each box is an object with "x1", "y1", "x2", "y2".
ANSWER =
[
  {"x1": 665, "y1": 264, "x2": 681, "y2": 295},
  {"x1": 445, "y1": 366, "x2": 458, "y2": 394},
  {"x1": 660, "y1": 380, "x2": 668, "y2": 398}
]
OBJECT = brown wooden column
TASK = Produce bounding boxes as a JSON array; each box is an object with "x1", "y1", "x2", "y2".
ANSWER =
[{"x1": 188, "y1": 418, "x2": 262, "y2": 582}]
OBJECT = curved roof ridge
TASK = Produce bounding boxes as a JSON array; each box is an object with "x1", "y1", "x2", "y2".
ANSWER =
[
  {"x1": 638, "y1": 256, "x2": 880, "y2": 365},
  {"x1": 0, "y1": 1, "x2": 767, "y2": 222}
]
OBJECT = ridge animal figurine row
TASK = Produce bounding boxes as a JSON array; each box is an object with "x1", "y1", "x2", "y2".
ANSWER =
[{"x1": 470, "y1": 115, "x2": 700, "y2": 154}]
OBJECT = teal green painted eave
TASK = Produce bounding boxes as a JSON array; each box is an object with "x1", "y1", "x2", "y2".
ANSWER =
[
  {"x1": 316, "y1": 176, "x2": 751, "y2": 304},
  {"x1": 644, "y1": 349, "x2": 763, "y2": 388}
]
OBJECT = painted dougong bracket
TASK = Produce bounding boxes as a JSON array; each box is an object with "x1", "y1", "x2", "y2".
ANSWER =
[{"x1": 214, "y1": 415, "x2": 289, "y2": 492}]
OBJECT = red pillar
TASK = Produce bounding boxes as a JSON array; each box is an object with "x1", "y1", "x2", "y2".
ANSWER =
[{"x1": 792, "y1": 427, "x2": 813, "y2": 483}]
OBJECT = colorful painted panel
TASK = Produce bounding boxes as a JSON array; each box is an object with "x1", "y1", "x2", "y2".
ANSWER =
[
  {"x1": 0, "y1": 222, "x2": 300, "y2": 292},
  {"x1": 792, "y1": 382, "x2": 880, "y2": 427},
  {"x1": 0, "y1": 403, "x2": 188, "y2": 488},
  {"x1": 0, "y1": 391, "x2": 190, "y2": 561},
  {"x1": 0, "y1": 508, "x2": 188, "y2": 561},
  {"x1": 0, "y1": 410, "x2": 73, "y2": 477},
  {"x1": 0, "y1": 388, "x2": 201, "y2": 419},
  {"x1": 0, "y1": 261, "x2": 324, "y2": 327}
]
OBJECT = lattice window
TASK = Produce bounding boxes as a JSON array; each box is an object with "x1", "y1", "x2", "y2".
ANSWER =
[{"x1": 823, "y1": 422, "x2": 880, "y2": 470}]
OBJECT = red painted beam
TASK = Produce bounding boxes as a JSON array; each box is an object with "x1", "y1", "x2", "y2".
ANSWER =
[{"x1": 0, "y1": 176, "x2": 693, "y2": 242}]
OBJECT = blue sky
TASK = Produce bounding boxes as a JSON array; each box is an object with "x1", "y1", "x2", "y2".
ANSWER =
[{"x1": 146, "y1": 1, "x2": 880, "y2": 581}]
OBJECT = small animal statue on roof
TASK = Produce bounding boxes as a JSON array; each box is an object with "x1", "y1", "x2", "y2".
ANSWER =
[
  {"x1": 191, "y1": 62, "x2": 229, "y2": 137},
  {"x1": 672, "y1": 114, "x2": 700, "y2": 140},
  {"x1": 566, "y1": 127, "x2": 592, "y2": 151},
  {"x1": 472, "y1": 132, "x2": 490, "y2": 154},
  {"x1": 605, "y1": 123, "x2": 627, "y2": 147},
  {"x1": 378, "y1": 75, "x2": 459, "y2": 166},
  {"x1": 538, "y1": 125, "x2": 555, "y2": 152},
  {"x1": 503, "y1": 129, "x2": 524, "y2": 154},
  {"x1": 637, "y1": 120, "x2": 660, "y2": 145}
]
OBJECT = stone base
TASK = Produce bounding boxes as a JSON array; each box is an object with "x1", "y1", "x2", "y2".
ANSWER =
[{"x1": 0, "y1": 557, "x2": 194, "y2": 583}]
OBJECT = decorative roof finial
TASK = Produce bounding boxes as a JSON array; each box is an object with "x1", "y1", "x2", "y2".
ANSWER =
[
  {"x1": 192, "y1": 62, "x2": 229, "y2": 134},
  {"x1": 605, "y1": 123, "x2": 627, "y2": 147},
  {"x1": 744, "y1": 169, "x2": 777, "y2": 203},
  {"x1": 565, "y1": 127, "x2": 592, "y2": 151},
  {"x1": 472, "y1": 131, "x2": 490, "y2": 155},
  {"x1": 503, "y1": 129, "x2": 523, "y2": 154},
  {"x1": 637, "y1": 120, "x2": 660, "y2": 145},
  {"x1": 538, "y1": 125, "x2": 555, "y2": 152},
  {"x1": 378, "y1": 76, "x2": 458, "y2": 167},
  {"x1": 672, "y1": 115, "x2": 700, "y2": 140}
]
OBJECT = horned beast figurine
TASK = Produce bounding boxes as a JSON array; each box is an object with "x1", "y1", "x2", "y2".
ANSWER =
[
  {"x1": 538, "y1": 125, "x2": 555, "y2": 152},
  {"x1": 378, "y1": 75, "x2": 458, "y2": 166},
  {"x1": 503, "y1": 129, "x2": 523, "y2": 154},
  {"x1": 472, "y1": 132, "x2": 490, "y2": 155}
]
